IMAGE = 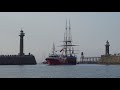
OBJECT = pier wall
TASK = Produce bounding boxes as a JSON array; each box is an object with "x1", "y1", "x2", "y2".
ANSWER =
[
  {"x1": 99, "y1": 55, "x2": 120, "y2": 64},
  {"x1": 0, "y1": 55, "x2": 37, "y2": 65}
]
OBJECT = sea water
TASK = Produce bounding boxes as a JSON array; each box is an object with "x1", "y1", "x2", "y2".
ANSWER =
[{"x1": 0, "y1": 64, "x2": 120, "y2": 78}]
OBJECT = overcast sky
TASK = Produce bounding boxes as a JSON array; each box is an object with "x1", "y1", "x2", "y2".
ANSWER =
[{"x1": 0, "y1": 12, "x2": 120, "y2": 63}]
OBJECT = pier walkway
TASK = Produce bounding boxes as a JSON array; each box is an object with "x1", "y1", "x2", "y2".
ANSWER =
[{"x1": 77, "y1": 57, "x2": 101, "y2": 64}]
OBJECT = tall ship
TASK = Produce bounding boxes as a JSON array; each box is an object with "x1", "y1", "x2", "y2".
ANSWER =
[
  {"x1": 0, "y1": 29, "x2": 37, "y2": 65},
  {"x1": 46, "y1": 20, "x2": 77, "y2": 65}
]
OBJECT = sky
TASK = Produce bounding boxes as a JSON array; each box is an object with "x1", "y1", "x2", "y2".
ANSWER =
[{"x1": 0, "y1": 12, "x2": 120, "y2": 63}]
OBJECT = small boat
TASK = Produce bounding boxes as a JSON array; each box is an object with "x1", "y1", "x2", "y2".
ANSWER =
[{"x1": 46, "y1": 43, "x2": 62, "y2": 65}]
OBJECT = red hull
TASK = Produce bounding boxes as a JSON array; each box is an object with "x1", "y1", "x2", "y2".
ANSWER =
[
  {"x1": 47, "y1": 60, "x2": 61, "y2": 65},
  {"x1": 46, "y1": 58, "x2": 62, "y2": 65},
  {"x1": 46, "y1": 57, "x2": 76, "y2": 65}
]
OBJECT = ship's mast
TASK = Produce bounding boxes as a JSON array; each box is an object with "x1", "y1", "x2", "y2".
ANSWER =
[
  {"x1": 68, "y1": 19, "x2": 72, "y2": 56},
  {"x1": 52, "y1": 43, "x2": 55, "y2": 55},
  {"x1": 65, "y1": 19, "x2": 68, "y2": 56},
  {"x1": 69, "y1": 19, "x2": 71, "y2": 41},
  {"x1": 64, "y1": 33, "x2": 66, "y2": 55},
  {"x1": 61, "y1": 19, "x2": 77, "y2": 57}
]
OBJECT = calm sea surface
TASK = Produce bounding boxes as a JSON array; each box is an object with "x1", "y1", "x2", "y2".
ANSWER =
[{"x1": 0, "y1": 64, "x2": 120, "y2": 78}]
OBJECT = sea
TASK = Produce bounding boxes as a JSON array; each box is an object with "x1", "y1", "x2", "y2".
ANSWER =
[{"x1": 0, "y1": 64, "x2": 120, "y2": 78}]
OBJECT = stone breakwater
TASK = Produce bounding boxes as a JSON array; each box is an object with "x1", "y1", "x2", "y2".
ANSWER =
[
  {"x1": 99, "y1": 55, "x2": 120, "y2": 64},
  {"x1": 0, "y1": 55, "x2": 37, "y2": 65}
]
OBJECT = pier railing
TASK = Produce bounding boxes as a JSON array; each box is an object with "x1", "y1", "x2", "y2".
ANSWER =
[{"x1": 78, "y1": 57, "x2": 101, "y2": 64}]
